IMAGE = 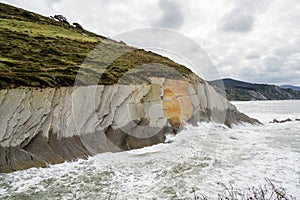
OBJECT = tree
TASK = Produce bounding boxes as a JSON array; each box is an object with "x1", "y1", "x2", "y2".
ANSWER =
[
  {"x1": 53, "y1": 15, "x2": 69, "y2": 24},
  {"x1": 73, "y1": 22, "x2": 83, "y2": 29}
]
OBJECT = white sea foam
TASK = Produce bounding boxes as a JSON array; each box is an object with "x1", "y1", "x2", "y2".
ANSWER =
[{"x1": 0, "y1": 100, "x2": 299, "y2": 199}]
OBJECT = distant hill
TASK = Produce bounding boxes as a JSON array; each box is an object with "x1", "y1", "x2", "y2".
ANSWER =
[
  {"x1": 280, "y1": 85, "x2": 300, "y2": 92},
  {"x1": 208, "y1": 78, "x2": 300, "y2": 101}
]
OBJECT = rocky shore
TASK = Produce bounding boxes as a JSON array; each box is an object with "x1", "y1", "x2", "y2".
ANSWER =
[{"x1": 0, "y1": 77, "x2": 259, "y2": 172}]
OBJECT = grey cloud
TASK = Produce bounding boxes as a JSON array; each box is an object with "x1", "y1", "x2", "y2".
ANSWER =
[
  {"x1": 285, "y1": 53, "x2": 300, "y2": 71},
  {"x1": 234, "y1": 0, "x2": 271, "y2": 14},
  {"x1": 246, "y1": 51, "x2": 261, "y2": 59},
  {"x1": 263, "y1": 56, "x2": 283, "y2": 71},
  {"x1": 152, "y1": 0, "x2": 183, "y2": 29},
  {"x1": 273, "y1": 45, "x2": 300, "y2": 57},
  {"x1": 218, "y1": 9, "x2": 255, "y2": 32},
  {"x1": 217, "y1": 0, "x2": 271, "y2": 33},
  {"x1": 242, "y1": 70, "x2": 300, "y2": 86}
]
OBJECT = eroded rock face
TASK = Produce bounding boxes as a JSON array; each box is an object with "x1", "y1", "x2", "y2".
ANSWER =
[{"x1": 0, "y1": 77, "x2": 259, "y2": 172}]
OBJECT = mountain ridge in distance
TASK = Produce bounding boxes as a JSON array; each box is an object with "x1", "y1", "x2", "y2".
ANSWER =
[
  {"x1": 208, "y1": 78, "x2": 300, "y2": 101},
  {"x1": 280, "y1": 85, "x2": 300, "y2": 92}
]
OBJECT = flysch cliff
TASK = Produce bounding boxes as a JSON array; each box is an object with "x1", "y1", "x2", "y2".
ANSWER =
[
  {"x1": 0, "y1": 3, "x2": 260, "y2": 172},
  {"x1": 0, "y1": 77, "x2": 259, "y2": 173}
]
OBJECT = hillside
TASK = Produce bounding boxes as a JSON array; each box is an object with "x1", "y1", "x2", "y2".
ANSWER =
[
  {"x1": 280, "y1": 85, "x2": 300, "y2": 91},
  {"x1": 0, "y1": 2, "x2": 193, "y2": 89},
  {"x1": 208, "y1": 78, "x2": 300, "y2": 101}
]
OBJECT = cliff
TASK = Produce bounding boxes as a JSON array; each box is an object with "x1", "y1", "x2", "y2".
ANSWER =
[
  {"x1": 208, "y1": 78, "x2": 300, "y2": 101},
  {"x1": 0, "y1": 3, "x2": 259, "y2": 172},
  {"x1": 0, "y1": 77, "x2": 259, "y2": 172}
]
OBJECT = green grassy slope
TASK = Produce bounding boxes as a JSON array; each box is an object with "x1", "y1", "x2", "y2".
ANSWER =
[{"x1": 0, "y1": 3, "x2": 193, "y2": 89}]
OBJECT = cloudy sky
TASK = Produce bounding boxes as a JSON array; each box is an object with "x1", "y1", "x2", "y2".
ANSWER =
[{"x1": 2, "y1": 0, "x2": 300, "y2": 86}]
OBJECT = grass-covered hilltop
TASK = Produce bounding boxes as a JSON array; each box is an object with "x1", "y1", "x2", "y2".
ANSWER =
[{"x1": 0, "y1": 2, "x2": 194, "y2": 89}]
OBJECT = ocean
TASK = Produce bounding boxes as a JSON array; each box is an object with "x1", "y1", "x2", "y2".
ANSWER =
[{"x1": 0, "y1": 100, "x2": 299, "y2": 199}]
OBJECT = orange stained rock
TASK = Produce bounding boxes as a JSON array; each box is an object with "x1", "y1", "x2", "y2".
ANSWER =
[{"x1": 163, "y1": 79, "x2": 193, "y2": 127}]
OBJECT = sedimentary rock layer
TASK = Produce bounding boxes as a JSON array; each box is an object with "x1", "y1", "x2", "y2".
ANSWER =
[{"x1": 0, "y1": 77, "x2": 259, "y2": 172}]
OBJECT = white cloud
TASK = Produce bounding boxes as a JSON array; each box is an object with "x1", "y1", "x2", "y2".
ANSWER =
[{"x1": 218, "y1": 8, "x2": 255, "y2": 32}]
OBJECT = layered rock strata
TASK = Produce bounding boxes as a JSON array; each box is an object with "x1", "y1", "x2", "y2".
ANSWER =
[{"x1": 0, "y1": 77, "x2": 259, "y2": 172}]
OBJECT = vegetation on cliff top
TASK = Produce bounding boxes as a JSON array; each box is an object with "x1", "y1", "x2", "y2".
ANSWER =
[{"x1": 0, "y1": 3, "x2": 193, "y2": 89}]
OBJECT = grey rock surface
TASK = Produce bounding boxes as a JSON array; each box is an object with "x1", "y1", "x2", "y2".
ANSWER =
[{"x1": 0, "y1": 77, "x2": 259, "y2": 172}]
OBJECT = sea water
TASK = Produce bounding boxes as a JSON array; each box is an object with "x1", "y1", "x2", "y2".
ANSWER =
[{"x1": 0, "y1": 100, "x2": 299, "y2": 199}]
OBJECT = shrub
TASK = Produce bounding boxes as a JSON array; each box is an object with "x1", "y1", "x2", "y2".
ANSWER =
[{"x1": 193, "y1": 179, "x2": 296, "y2": 200}]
